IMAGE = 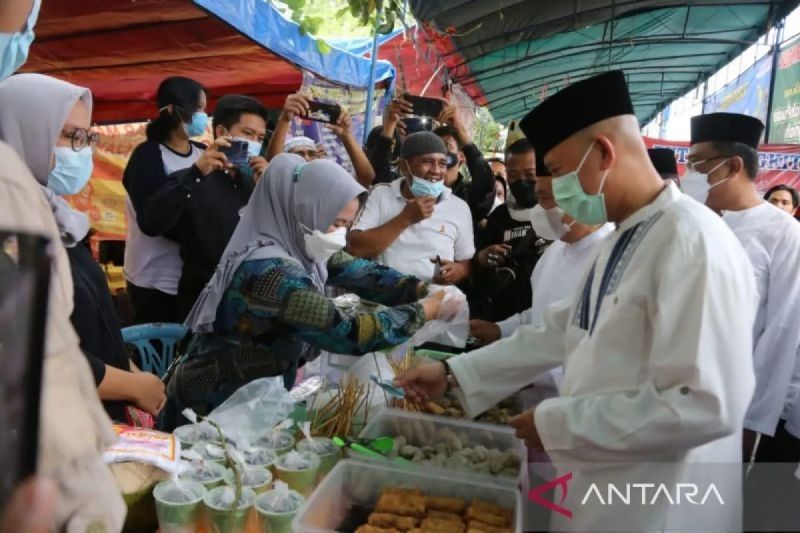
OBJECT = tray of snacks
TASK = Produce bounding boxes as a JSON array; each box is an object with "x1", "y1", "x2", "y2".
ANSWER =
[
  {"x1": 294, "y1": 459, "x2": 521, "y2": 532},
  {"x1": 358, "y1": 408, "x2": 525, "y2": 488}
]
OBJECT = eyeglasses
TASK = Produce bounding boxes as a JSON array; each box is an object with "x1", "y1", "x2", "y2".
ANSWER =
[{"x1": 62, "y1": 128, "x2": 100, "y2": 153}]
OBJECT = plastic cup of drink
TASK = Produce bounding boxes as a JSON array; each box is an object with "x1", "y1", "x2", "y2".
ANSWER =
[
  {"x1": 273, "y1": 451, "x2": 321, "y2": 497},
  {"x1": 202, "y1": 486, "x2": 256, "y2": 533},
  {"x1": 152, "y1": 480, "x2": 206, "y2": 533},
  {"x1": 254, "y1": 488, "x2": 305, "y2": 533}
]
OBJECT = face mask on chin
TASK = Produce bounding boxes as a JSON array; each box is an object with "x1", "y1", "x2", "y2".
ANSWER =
[{"x1": 405, "y1": 161, "x2": 445, "y2": 198}]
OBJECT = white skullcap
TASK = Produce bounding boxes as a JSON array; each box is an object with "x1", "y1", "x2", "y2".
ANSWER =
[{"x1": 284, "y1": 136, "x2": 316, "y2": 153}]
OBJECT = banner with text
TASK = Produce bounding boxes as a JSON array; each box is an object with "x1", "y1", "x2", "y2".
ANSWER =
[
  {"x1": 769, "y1": 34, "x2": 800, "y2": 143},
  {"x1": 704, "y1": 55, "x2": 772, "y2": 137}
]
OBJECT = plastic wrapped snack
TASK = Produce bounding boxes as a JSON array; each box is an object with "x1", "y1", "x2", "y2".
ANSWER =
[
  {"x1": 203, "y1": 486, "x2": 256, "y2": 533},
  {"x1": 152, "y1": 480, "x2": 206, "y2": 533},
  {"x1": 177, "y1": 460, "x2": 227, "y2": 490},
  {"x1": 241, "y1": 446, "x2": 278, "y2": 469},
  {"x1": 255, "y1": 481, "x2": 305, "y2": 533},
  {"x1": 256, "y1": 429, "x2": 295, "y2": 455},
  {"x1": 173, "y1": 422, "x2": 218, "y2": 448},
  {"x1": 191, "y1": 442, "x2": 227, "y2": 464},
  {"x1": 223, "y1": 466, "x2": 273, "y2": 494},
  {"x1": 274, "y1": 450, "x2": 321, "y2": 496},
  {"x1": 296, "y1": 437, "x2": 342, "y2": 479}
]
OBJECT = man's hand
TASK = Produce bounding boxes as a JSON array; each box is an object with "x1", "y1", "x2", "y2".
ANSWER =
[
  {"x1": 421, "y1": 290, "x2": 446, "y2": 321},
  {"x1": 401, "y1": 196, "x2": 436, "y2": 225},
  {"x1": 475, "y1": 244, "x2": 511, "y2": 268},
  {"x1": 383, "y1": 95, "x2": 413, "y2": 137},
  {"x1": 509, "y1": 409, "x2": 543, "y2": 451},
  {"x1": 329, "y1": 108, "x2": 354, "y2": 138},
  {"x1": 195, "y1": 137, "x2": 233, "y2": 176},
  {"x1": 469, "y1": 319, "x2": 501, "y2": 345},
  {"x1": 280, "y1": 93, "x2": 310, "y2": 122},
  {"x1": 438, "y1": 104, "x2": 471, "y2": 145},
  {"x1": 132, "y1": 373, "x2": 167, "y2": 416},
  {"x1": 249, "y1": 156, "x2": 268, "y2": 182},
  {"x1": 432, "y1": 258, "x2": 469, "y2": 285},
  {"x1": 394, "y1": 361, "x2": 449, "y2": 403}
]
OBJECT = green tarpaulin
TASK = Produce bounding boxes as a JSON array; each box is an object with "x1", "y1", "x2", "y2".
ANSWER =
[{"x1": 410, "y1": 1, "x2": 798, "y2": 125}]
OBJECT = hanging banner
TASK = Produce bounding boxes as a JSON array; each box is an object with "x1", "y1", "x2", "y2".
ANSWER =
[
  {"x1": 291, "y1": 72, "x2": 386, "y2": 174},
  {"x1": 643, "y1": 136, "x2": 800, "y2": 192},
  {"x1": 769, "y1": 35, "x2": 800, "y2": 143},
  {"x1": 704, "y1": 55, "x2": 772, "y2": 135}
]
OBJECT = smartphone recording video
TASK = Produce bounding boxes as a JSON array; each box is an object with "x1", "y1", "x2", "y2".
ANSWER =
[
  {"x1": 219, "y1": 139, "x2": 249, "y2": 167},
  {"x1": 303, "y1": 101, "x2": 342, "y2": 125},
  {"x1": 404, "y1": 94, "x2": 444, "y2": 119},
  {"x1": 0, "y1": 232, "x2": 51, "y2": 512}
]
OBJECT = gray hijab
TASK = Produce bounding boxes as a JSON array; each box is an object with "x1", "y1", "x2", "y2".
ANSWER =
[
  {"x1": 0, "y1": 73, "x2": 93, "y2": 245},
  {"x1": 185, "y1": 153, "x2": 367, "y2": 333}
]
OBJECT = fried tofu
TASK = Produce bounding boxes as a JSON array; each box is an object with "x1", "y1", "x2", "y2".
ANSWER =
[
  {"x1": 419, "y1": 517, "x2": 465, "y2": 533},
  {"x1": 356, "y1": 526, "x2": 400, "y2": 533},
  {"x1": 427, "y1": 510, "x2": 463, "y2": 522},
  {"x1": 376, "y1": 492, "x2": 426, "y2": 518},
  {"x1": 466, "y1": 520, "x2": 513, "y2": 533},
  {"x1": 368, "y1": 512, "x2": 420, "y2": 531},
  {"x1": 425, "y1": 496, "x2": 466, "y2": 514}
]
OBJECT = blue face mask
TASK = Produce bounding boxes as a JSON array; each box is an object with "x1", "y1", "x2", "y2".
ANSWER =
[
  {"x1": 552, "y1": 142, "x2": 610, "y2": 225},
  {"x1": 0, "y1": 0, "x2": 40, "y2": 81},
  {"x1": 47, "y1": 146, "x2": 94, "y2": 196},
  {"x1": 183, "y1": 111, "x2": 208, "y2": 137},
  {"x1": 410, "y1": 176, "x2": 445, "y2": 198},
  {"x1": 245, "y1": 139, "x2": 262, "y2": 157}
]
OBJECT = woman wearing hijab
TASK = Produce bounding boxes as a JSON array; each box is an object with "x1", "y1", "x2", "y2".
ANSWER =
[
  {"x1": 0, "y1": 73, "x2": 167, "y2": 422},
  {"x1": 163, "y1": 154, "x2": 448, "y2": 428},
  {"x1": 123, "y1": 76, "x2": 208, "y2": 324}
]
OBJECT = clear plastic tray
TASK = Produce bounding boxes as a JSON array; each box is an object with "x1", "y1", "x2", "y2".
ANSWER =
[
  {"x1": 358, "y1": 407, "x2": 526, "y2": 488},
  {"x1": 293, "y1": 459, "x2": 522, "y2": 532}
]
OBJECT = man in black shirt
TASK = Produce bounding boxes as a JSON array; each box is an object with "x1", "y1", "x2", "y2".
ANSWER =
[
  {"x1": 140, "y1": 95, "x2": 269, "y2": 319},
  {"x1": 469, "y1": 138, "x2": 547, "y2": 322}
]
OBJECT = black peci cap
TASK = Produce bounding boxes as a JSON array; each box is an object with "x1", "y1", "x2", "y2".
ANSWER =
[
  {"x1": 690, "y1": 112, "x2": 764, "y2": 150},
  {"x1": 647, "y1": 148, "x2": 678, "y2": 177},
  {"x1": 520, "y1": 70, "x2": 635, "y2": 158},
  {"x1": 535, "y1": 150, "x2": 551, "y2": 177}
]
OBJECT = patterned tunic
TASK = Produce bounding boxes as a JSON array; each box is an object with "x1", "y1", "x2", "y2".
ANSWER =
[{"x1": 163, "y1": 250, "x2": 425, "y2": 425}]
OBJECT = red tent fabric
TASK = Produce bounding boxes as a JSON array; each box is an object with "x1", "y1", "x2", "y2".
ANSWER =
[{"x1": 21, "y1": 0, "x2": 303, "y2": 123}]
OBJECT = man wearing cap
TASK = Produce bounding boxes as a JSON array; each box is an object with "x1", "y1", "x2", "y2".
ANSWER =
[
  {"x1": 349, "y1": 131, "x2": 474, "y2": 284},
  {"x1": 648, "y1": 147, "x2": 680, "y2": 185},
  {"x1": 396, "y1": 71, "x2": 757, "y2": 531},
  {"x1": 686, "y1": 112, "x2": 800, "y2": 464}
]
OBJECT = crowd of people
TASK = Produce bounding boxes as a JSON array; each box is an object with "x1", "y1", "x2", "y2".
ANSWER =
[{"x1": 4, "y1": 0, "x2": 800, "y2": 530}]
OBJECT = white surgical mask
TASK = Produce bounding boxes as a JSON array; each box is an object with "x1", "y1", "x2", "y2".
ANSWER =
[
  {"x1": 681, "y1": 158, "x2": 730, "y2": 205},
  {"x1": 302, "y1": 224, "x2": 347, "y2": 264},
  {"x1": 529, "y1": 204, "x2": 573, "y2": 241},
  {"x1": 506, "y1": 189, "x2": 537, "y2": 222}
]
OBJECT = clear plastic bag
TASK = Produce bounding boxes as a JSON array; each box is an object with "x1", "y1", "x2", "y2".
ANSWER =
[
  {"x1": 257, "y1": 481, "x2": 305, "y2": 513},
  {"x1": 255, "y1": 429, "x2": 295, "y2": 452},
  {"x1": 206, "y1": 377, "x2": 295, "y2": 446},
  {"x1": 276, "y1": 450, "x2": 319, "y2": 471},
  {"x1": 241, "y1": 446, "x2": 277, "y2": 468},
  {"x1": 153, "y1": 479, "x2": 206, "y2": 504},
  {"x1": 177, "y1": 460, "x2": 226, "y2": 484},
  {"x1": 203, "y1": 485, "x2": 256, "y2": 510}
]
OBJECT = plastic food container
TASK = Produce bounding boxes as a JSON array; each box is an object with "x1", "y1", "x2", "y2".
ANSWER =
[
  {"x1": 202, "y1": 486, "x2": 256, "y2": 533},
  {"x1": 255, "y1": 430, "x2": 295, "y2": 456},
  {"x1": 274, "y1": 451, "x2": 322, "y2": 497},
  {"x1": 255, "y1": 487, "x2": 306, "y2": 533},
  {"x1": 359, "y1": 408, "x2": 526, "y2": 487},
  {"x1": 152, "y1": 480, "x2": 206, "y2": 533},
  {"x1": 293, "y1": 459, "x2": 522, "y2": 533},
  {"x1": 296, "y1": 437, "x2": 342, "y2": 478},
  {"x1": 223, "y1": 466, "x2": 273, "y2": 494}
]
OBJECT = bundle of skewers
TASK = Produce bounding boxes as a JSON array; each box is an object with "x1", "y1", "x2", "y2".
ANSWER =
[
  {"x1": 311, "y1": 374, "x2": 373, "y2": 439},
  {"x1": 389, "y1": 352, "x2": 422, "y2": 412}
]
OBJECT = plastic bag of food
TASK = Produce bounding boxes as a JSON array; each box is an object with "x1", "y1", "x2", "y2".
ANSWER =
[
  {"x1": 255, "y1": 427, "x2": 295, "y2": 454},
  {"x1": 104, "y1": 424, "x2": 182, "y2": 474},
  {"x1": 173, "y1": 421, "x2": 217, "y2": 448},
  {"x1": 257, "y1": 481, "x2": 305, "y2": 513},
  {"x1": 277, "y1": 451, "x2": 316, "y2": 471},
  {"x1": 206, "y1": 377, "x2": 295, "y2": 444}
]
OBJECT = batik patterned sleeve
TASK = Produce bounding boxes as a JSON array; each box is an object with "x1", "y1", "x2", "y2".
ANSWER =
[
  {"x1": 326, "y1": 250, "x2": 426, "y2": 306},
  {"x1": 218, "y1": 257, "x2": 425, "y2": 355}
]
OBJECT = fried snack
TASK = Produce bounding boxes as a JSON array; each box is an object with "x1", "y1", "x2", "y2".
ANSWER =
[
  {"x1": 420, "y1": 518, "x2": 466, "y2": 533},
  {"x1": 427, "y1": 510, "x2": 463, "y2": 522},
  {"x1": 465, "y1": 508, "x2": 507, "y2": 527},
  {"x1": 468, "y1": 500, "x2": 512, "y2": 522},
  {"x1": 466, "y1": 520, "x2": 513, "y2": 533},
  {"x1": 425, "y1": 496, "x2": 465, "y2": 514},
  {"x1": 381, "y1": 487, "x2": 425, "y2": 497},
  {"x1": 356, "y1": 526, "x2": 400, "y2": 533},
  {"x1": 376, "y1": 492, "x2": 426, "y2": 518},
  {"x1": 423, "y1": 401, "x2": 446, "y2": 415},
  {"x1": 368, "y1": 512, "x2": 420, "y2": 531}
]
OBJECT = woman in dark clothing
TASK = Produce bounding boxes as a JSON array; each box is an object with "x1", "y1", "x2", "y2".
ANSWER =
[
  {"x1": 162, "y1": 155, "x2": 450, "y2": 429},
  {"x1": 0, "y1": 73, "x2": 166, "y2": 420},
  {"x1": 122, "y1": 76, "x2": 208, "y2": 324}
]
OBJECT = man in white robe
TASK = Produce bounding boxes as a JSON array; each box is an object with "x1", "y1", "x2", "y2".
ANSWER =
[
  {"x1": 396, "y1": 71, "x2": 758, "y2": 531},
  {"x1": 686, "y1": 112, "x2": 800, "y2": 463}
]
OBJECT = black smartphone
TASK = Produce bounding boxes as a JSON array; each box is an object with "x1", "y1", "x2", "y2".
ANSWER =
[
  {"x1": 303, "y1": 100, "x2": 342, "y2": 124},
  {"x1": 0, "y1": 232, "x2": 51, "y2": 511},
  {"x1": 401, "y1": 116, "x2": 434, "y2": 134},
  {"x1": 404, "y1": 94, "x2": 444, "y2": 119},
  {"x1": 219, "y1": 139, "x2": 249, "y2": 166}
]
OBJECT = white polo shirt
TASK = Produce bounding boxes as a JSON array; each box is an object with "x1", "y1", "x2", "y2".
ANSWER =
[{"x1": 353, "y1": 177, "x2": 475, "y2": 281}]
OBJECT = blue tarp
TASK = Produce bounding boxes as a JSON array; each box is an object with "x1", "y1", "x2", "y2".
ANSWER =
[
  {"x1": 193, "y1": 0, "x2": 396, "y2": 89},
  {"x1": 327, "y1": 29, "x2": 404, "y2": 56}
]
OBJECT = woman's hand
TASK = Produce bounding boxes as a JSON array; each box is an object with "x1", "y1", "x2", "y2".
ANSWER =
[{"x1": 132, "y1": 373, "x2": 167, "y2": 416}]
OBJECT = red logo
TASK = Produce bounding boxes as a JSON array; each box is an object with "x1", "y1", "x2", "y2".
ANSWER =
[{"x1": 528, "y1": 472, "x2": 573, "y2": 519}]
